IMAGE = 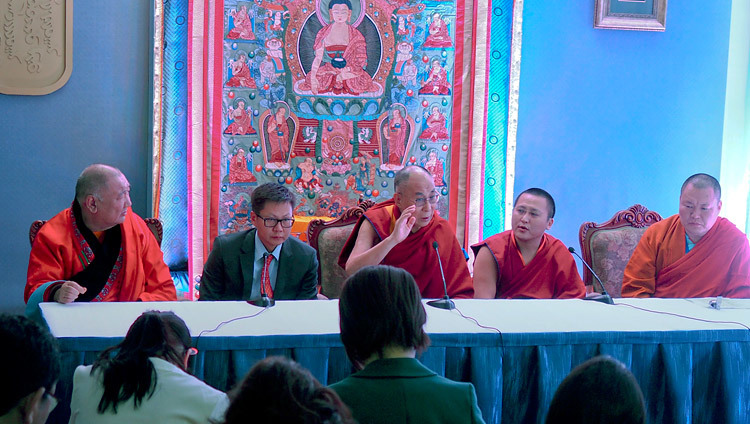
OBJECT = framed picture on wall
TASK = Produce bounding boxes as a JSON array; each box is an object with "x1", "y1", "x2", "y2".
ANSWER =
[{"x1": 594, "y1": 0, "x2": 667, "y2": 31}]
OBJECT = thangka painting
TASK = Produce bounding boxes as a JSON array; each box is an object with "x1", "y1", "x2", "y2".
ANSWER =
[{"x1": 215, "y1": 0, "x2": 463, "y2": 234}]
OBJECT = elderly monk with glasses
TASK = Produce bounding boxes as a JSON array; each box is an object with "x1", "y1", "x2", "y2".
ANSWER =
[
  {"x1": 199, "y1": 183, "x2": 319, "y2": 301},
  {"x1": 339, "y1": 165, "x2": 473, "y2": 299}
]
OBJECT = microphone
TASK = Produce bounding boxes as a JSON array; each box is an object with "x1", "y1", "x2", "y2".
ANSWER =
[
  {"x1": 249, "y1": 253, "x2": 276, "y2": 307},
  {"x1": 568, "y1": 247, "x2": 614, "y2": 305},
  {"x1": 426, "y1": 241, "x2": 455, "y2": 310}
]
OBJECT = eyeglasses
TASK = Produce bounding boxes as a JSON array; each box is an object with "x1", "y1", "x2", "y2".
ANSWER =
[
  {"x1": 256, "y1": 215, "x2": 295, "y2": 228},
  {"x1": 414, "y1": 192, "x2": 440, "y2": 207}
]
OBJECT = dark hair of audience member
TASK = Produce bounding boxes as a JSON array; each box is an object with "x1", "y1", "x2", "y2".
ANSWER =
[
  {"x1": 221, "y1": 356, "x2": 354, "y2": 424},
  {"x1": 339, "y1": 265, "x2": 430, "y2": 368},
  {"x1": 0, "y1": 314, "x2": 61, "y2": 416},
  {"x1": 251, "y1": 182, "x2": 296, "y2": 214},
  {"x1": 545, "y1": 355, "x2": 646, "y2": 424},
  {"x1": 91, "y1": 311, "x2": 193, "y2": 414}
]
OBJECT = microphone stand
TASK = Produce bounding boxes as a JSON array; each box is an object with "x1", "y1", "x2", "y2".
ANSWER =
[
  {"x1": 568, "y1": 247, "x2": 614, "y2": 305},
  {"x1": 426, "y1": 241, "x2": 455, "y2": 310}
]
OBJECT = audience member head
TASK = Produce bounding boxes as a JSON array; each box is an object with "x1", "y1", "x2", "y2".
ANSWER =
[
  {"x1": 546, "y1": 355, "x2": 646, "y2": 424},
  {"x1": 393, "y1": 166, "x2": 438, "y2": 231},
  {"x1": 222, "y1": 356, "x2": 354, "y2": 424},
  {"x1": 0, "y1": 314, "x2": 61, "y2": 424},
  {"x1": 679, "y1": 173, "x2": 722, "y2": 243},
  {"x1": 511, "y1": 188, "x2": 555, "y2": 246},
  {"x1": 339, "y1": 265, "x2": 430, "y2": 368},
  {"x1": 250, "y1": 183, "x2": 296, "y2": 251},
  {"x1": 92, "y1": 311, "x2": 195, "y2": 414},
  {"x1": 75, "y1": 164, "x2": 132, "y2": 232}
]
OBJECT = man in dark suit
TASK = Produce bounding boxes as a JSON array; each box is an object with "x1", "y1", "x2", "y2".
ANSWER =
[{"x1": 199, "y1": 183, "x2": 318, "y2": 301}]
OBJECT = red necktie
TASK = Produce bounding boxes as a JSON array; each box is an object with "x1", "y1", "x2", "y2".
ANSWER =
[{"x1": 261, "y1": 254, "x2": 274, "y2": 298}]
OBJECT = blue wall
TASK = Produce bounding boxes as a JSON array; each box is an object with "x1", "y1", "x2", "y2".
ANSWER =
[
  {"x1": 0, "y1": 2, "x2": 151, "y2": 313},
  {"x1": 514, "y1": 1, "x2": 732, "y2": 255}
]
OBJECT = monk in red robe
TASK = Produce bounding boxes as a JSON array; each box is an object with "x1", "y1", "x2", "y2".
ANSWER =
[
  {"x1": 339, "y1": 166, "x2": 473, "y2": 298},
  {"x1": 472, "y1": 188, "x2": 585, "y2": 299},
  {"x1": 25, "y1": 165, "x2": 176, "y2": 305},
  {"x1": 622, "y1": 173, "x2": 750, "y2": 298}
]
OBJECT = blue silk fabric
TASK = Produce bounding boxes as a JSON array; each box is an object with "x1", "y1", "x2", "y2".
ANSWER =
[{"x1": 48, "y1": 329, "x2": 749, "y2": 424}]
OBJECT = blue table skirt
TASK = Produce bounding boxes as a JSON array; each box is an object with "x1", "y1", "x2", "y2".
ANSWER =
[{"x1": 51, "y1": 329, "x2": 750, "y2": 424}]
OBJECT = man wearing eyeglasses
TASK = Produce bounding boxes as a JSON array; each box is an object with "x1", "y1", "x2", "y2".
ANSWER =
[
  {"x1": 199, "y1": 183, "x2": 318, "y2": 301},
  {"x1": 339, "y1": 166, "x2": 473, "y2": 299}
]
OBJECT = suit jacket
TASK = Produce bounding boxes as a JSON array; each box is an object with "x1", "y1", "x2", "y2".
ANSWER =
[
  {"x1": 330, "y1": 358, "x2": 486, "y2": 424},
  {"x1": 69, "y1": 357, "x2": 228, "y2": 424},
  {"x1": 199, "y1": 228, "x2": 318, "y2": 300}
]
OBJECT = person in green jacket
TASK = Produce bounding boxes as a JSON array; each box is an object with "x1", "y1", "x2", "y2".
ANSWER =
[{"x1": 330, "y1": 265, "x2": 486, "y2": 424}]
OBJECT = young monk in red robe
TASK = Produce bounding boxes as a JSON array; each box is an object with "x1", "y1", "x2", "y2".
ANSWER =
[
  {"x1": 472, "y1": 188, "x2": 585, "y2": 299},
  {"x1": 25, "y1": 165, "x2": 176, "y2": 305},
  {"x1": 622, "y1": 173, "x2": 750, "y2": 298},
  {"x1": 339, "y1": 166, "x2": 473, "y2": 299}
]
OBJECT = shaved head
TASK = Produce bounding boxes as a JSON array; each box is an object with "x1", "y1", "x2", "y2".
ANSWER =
[
  {"x1": 394, "y1": 165, "x2": 433, "y2": 192},
  {"x1": 75, "y1": 164, "x2": 123, "y2": 203},
  {"x1": 681, "y1": 173, "x2": 721, "y2": 200}
]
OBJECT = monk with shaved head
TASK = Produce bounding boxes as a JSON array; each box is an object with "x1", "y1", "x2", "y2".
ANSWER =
[
  {"x1": 25, "y1": 164, "x2": 176, "y2": 306},
  {"x1": 622, "y1": 173, "x2": 750, "y2": 298},
  {"x1": 339, "y1": 166, "x2": 473, "y2": 298}
]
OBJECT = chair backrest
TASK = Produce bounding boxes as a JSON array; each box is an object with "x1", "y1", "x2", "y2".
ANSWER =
[
  {"x1": 29, "y1": 218, "x2": 164, "y2": 247},
  {"x1": 307, "y1": 200, "x2": 374, "y2": 298},
  {"x1": 578, "y1": 204, "x2": 662, "y2": 297}
]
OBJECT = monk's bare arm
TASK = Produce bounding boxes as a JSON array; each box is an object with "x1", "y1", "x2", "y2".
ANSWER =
[
  {"x1": 344, "y1": 220, "x2": 399, "y2": 275},
  {"x1": 472, "y1": 246, "x2": 498, "y2": 299}
]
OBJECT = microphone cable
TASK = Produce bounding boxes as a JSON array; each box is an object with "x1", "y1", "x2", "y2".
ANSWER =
[
  {"x1": 194, "y1": 306, "x2": 271, "y2": 350},
  {"x1": 614, "y1": 302, "x2": 750, "y2": 332},
  {"x1": 453, "y1": 305, "x2": 505, "y2": 350}
]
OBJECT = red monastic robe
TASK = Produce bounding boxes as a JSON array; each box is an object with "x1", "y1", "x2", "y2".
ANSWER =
[
  {"x1": 25, "y1": 208, "x2": 177, "y2": 303},
  {"x1": 338, "y1": 199, "x2": 473, "y2": 299},
  {"x1": 622, "y1": 215, "x2": 750, "y2": 298},
  {"x1": 471, "y1": 231, "x2": 585, "y2": 299}
]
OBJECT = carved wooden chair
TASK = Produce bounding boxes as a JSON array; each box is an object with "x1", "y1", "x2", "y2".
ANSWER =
[
  {"x1": 29, "y1": 218, "x2": 164, "y2": 247},
  {"x1": 307, "y1": 200, "x2": 375, "y2": 299},
  {"x1": 579, "y1": 205, "x2": 662, "y2": 297}
]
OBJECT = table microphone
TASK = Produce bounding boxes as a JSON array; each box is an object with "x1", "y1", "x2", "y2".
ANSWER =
[
  {"x1": 249, "y1": 253, "x2": 276, "y2": 307},
  {"x1": 426, "y1": 241, "x2": 456, "y2": 310},
  {"x1": 568, "y1": 247, "x2": 614, "y2": 305}
]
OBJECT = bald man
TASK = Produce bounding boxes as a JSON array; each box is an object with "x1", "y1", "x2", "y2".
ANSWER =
[
  {"x1": 25, "y1": 164, "x2": 176, "y2": 305},
  {"x1": 622, "y1": 173, "x2": 750, "y2": 298},
  {"x1": 339, "y1": 166, "x2": 473, "y2": 298}
]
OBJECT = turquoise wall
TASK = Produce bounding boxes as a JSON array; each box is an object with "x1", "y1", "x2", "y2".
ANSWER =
[{"x1": 512, "y1": 1, "x2": 732, "y2": 257}]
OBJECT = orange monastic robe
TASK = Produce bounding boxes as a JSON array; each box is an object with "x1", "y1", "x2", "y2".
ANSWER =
[
  {"x1": 25, "y1": 207, "x2": 176, "y2": 303},
  {"x1": 471, "y1": 231, "x2": 585, "y2": 299},
  {"x1": 338, "y1": 199, "x2": 473, "y2": 299},
  {"x1": 622, "y1": 215, "x2": 750, "y2": 298}
]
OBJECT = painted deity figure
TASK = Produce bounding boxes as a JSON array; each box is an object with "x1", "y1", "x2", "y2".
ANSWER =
[
  {"x1": 422, "y1": 149, "x2": 446, "y2": 187},
  {"x1": 266, "y1": 107, "x2": 290, "y2": 162},
  {"x1": 265, "y1": 8, "x2": 287, "y2": 32},
  {"x1": 224, "y1": 100, "x2": 257, "y2": 135},
  {"x1": 419, "y1": 59, "x2": 451, "y2": 95},
  {"x1": 418, "y1": 106, "x2": 449, "y2": 140},
  {"x1": 355, "y1": 153, "x2": 374, "y2": 191},
  {"x1": 259, "y1": 38, "x2": 284, "y2": 84},
  {"x1": 295, "y1": 158, "x2": 324, "y2": 193},
  {"x1": 384, "y1": 108, "x2": 408, "y2": 165},
  {"x1": 423, "y1": 13, "x2": 452, "y2": 48},
  {"x1": 394, "y1": 42, "x2": 417, "y2": 86},
  {"x1": 229, "y1": 148, "x2": 257, "y2": 183},
  {"x1": 226, "y1": 54, "x2": 257, "y2": 88},
  {"x1": 299, "y1": 0, "x2": 376, "y2": 95},
  {"x1": 227, "y1": 5, "x2": 256, "y2": 40}
]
